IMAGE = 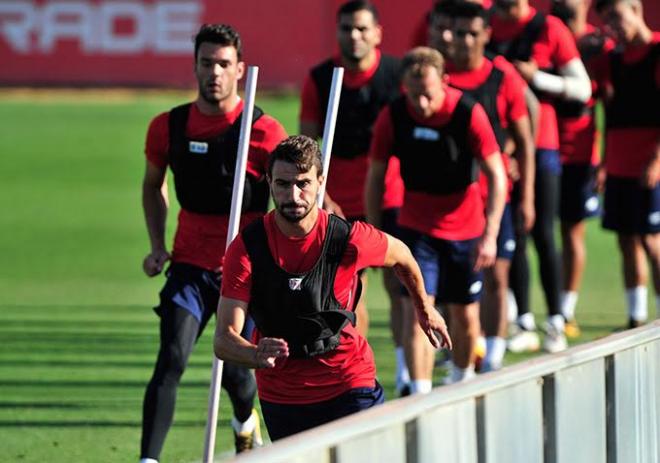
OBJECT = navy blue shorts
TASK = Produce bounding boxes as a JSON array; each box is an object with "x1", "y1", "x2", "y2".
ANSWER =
[
  {"x1": 537, "y1": 148, "x2": 562, "y2": 175},
  {"x1": 560, "y1": 163, "x2": 601, "y2": 223},
  {"x1": 603, "y1": 176, "x2": 660, "y2": 234},
  {"x1": 260, "y1": 381, "x2": 384, "y2": 441},
  {"x1": 399, "y1": 228, "x2": 483, "y2": 304},
  {"x1": 497, "y1": 203, "x2": 516, "y2": 260},
  {"x1": 157, "y1": 262, "x2": 254, "y2": 337}
]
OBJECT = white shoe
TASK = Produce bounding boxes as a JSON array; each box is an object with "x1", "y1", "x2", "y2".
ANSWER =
[
  {"x1": 507, "y1": 326, "x2": 540, "y2": 353},
  {"x1": 543, "y1": 323, "x2": 568, "y2": 353}
]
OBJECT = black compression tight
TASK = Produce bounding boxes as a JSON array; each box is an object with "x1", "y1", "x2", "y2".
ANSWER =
[{"x1": 140, "y1": 306, "x2": 256, "y2": 460}]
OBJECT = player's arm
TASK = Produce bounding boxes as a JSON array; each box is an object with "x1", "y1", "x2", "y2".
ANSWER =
[
  {"x1": 478, "y1": 152, "x2": 507, "y2": 271},
  {"x1": 142, "y1": 160, "x2": 170, "y2": 276},
  {"x1": 510, "y1": 114, "x2": 536, "y2": 231},
  {"x1": 641, "y1": 139, "x2": 660, "y2": 189},
  {"x1": 365, "y1": 159, "x2": 387, "y2": 229},
  {"x1": 524, "y1": 87, "x2": 540, "y2": 142},
  {"x1": 382, "y1": 235, "x2": 452, "y2": 350},
  {"x1": 214, "y1": 297, "x2": 289, "y2": 369},
  {"x1": 530, "y1": 58, "x2": 592, "y2": 103}
]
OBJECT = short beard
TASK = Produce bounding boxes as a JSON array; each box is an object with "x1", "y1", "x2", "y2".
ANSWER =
[{"x1": 276, "y1": 201, "x2": 313, "y2": 223}]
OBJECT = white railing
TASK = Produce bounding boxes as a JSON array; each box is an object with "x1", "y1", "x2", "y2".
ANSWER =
[{"x1": 228, "y1": 320, "x2": 660, "y2": 463}]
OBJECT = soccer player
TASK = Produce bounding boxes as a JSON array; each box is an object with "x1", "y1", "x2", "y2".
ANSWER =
[
  {"x1": 594, "y1": 0, "x2": 660, "y2": 327},
  {"x1": 214, "y1": 135, "x2": 451, "y2": 440},
  {"x1": 299, "y1": 1, "x2": 409, "y2": 393},
  {"x1": 489, "y1": 0, "x2": 592, "y2": 353},
  {"x1": 444, "y1": 1, "x2": 535, "y2": 371},
  {"x1": 366, "y1": 47, "x2": 506, "y2": 390},
  {"x1": 139, "y1": 24, "x2": 287, "y2": 462},
  {"x1": 551, "y1": 0, "x2": 614, "y2": 337}
]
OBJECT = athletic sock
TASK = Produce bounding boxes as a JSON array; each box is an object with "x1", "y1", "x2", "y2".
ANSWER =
[
  {"x1": 560, "y1": 291, "x2": 578, "y2": 321},
  {"x1": 450, "y1": 364, "x2": 475, "y2": 383},
  {"x1": 507, "y1": 289, "x2": 518, "y2": 323},
  {"x1": 485, "y1": 336, "x2": 506, "y2": 369},
  {"x1": 626, "y1": 286, "x2": 648, "y2": 322},
  {"x1": 395, "y1": 346, "x2": 410, "y2": 390},
  {"x1": 656, "y1": 295, "x2": 660, "y2": 318},
  {"x1": 517, "y1": 312, "x2": 536, "y2": 331},
  {"x1": 548, "y1": 314, "x2": 565, "y2": 332},
  {"x1": 231, "y1": 410, "x2": 256, "y2": 434},
  {"x1": 139, "y1": 459, "x2": 159, "y2": 463},
  {"x1": 410, "y1": 379, "x2": 432, "y2": 394}
]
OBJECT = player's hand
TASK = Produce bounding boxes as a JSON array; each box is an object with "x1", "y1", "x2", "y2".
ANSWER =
[
  {"x1": 416, "y1": 304, "x2": 452, "y2": 350},
  {"x1": 514, "y1": 59, "x2": 538, "y2": 83},
  {"x1": 254, "y1": 337, "x2": 289, "y2": 368},
  {"x1": 640, "y1": 157, "x2": 660, "y2": 189},
  {"x1": 595, "y1": 163, "x2": 607, "y2": 193},
  {"x1": 323, "y1": 195, "x2": 346, "y2": 219},
  {"x1": 520, "y1": 198, "x2": 536, "y2": 232},
  {"x1": 143, "y1": 249, "x2": 171, "y2": 277},
  {"x1": 508, "y1": 157, "x2": 520, "y2": 182},
  {"x1": 474, "y1": 234, "x2": 497, "y2": 271}
]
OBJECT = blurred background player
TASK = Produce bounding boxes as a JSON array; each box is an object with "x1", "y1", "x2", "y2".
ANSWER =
[
  {"x1": 489, "y1": 0, "x2": 592, "y2": 353},
  {"x1": 299, "y1": 0, "x2": 410, "y2": 394},
  {"x1": 594, "y1": 0, "x2": 660, "y2": 327},
  {"x1": 551, "y1": 0, "x2": 614, "y2": 338},
  {"x1": 366, "y1": 47, "x2": 506, "y2": 389},
  {"x1": 444, "y1": 1, "x2": 535, "y2": 372},
  {"x1": 215, "y1": 135, "x2": 451, "y2": 440},
  {"x1": 139, "y1": 24, "x2": 287, "y2": 462}
]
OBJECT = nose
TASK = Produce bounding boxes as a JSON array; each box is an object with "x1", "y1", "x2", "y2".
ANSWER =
[
  {"x1": 442, "y1": 28, "x2": 453, "y2": 43},
  {"x1": 350, "y1": 27, "x2": 361, "y2": 41},
  {"x1": 211, "y1": 63, "x2": 222, "y2": 76}
]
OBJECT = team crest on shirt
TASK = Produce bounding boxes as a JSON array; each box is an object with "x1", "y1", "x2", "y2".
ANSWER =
[
  {"x1": 189, "y1": 141, "x2": 208, "y2": 154},
  {"x1": 413, "y1": 127, "x2": 440, "y2": 141},
  {"x1": 289, "y1": 278, "x2": 303, "y2": 291}
]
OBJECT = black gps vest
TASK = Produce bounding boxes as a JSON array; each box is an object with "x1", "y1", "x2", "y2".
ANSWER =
[
  {"x1": 452, "y1": 65, "x2": 508, "y2": 151},
  {"x1": 606, "y1": 42, "x2": 660, "y2": 129},
  {"x1": 242, "y1": 214, "x2": 358, "y2": 359},
  {"x1": 311, "y1": 55, "x2": 401, "y2": 159},
  {"x1": 390, "y1": 94, "x2": 478, "y2": 195},
  {"x1": 168, "y1": 104, "x2": 268, "y2": 215}
]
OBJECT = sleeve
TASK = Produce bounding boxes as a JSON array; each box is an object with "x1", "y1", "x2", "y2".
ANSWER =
[
  {"x1": 246, "y1": 116, "x2": 288, "y2": 179},
  {"x1": 348, "y1": 221, "x2": 389, "y2": 270},
  {"x1": 220, "y1": 235, "x2": 253, "y2": 302},
  {"x1": 502, "y1": 68, "x2": 529, "y2": 123},
  {"x1": 369, "y1": 106, "x2": 395, "y2": 162},
  {"x1": 469, "y1": 102, "x2": 500, "y2": 160},
  {"x1": 548, "y1": 17, "x2": 580, "y2": 67},
  {"x1": 145, "y1": 112, "x2": 170, "y2": 169},
  {"x1": 299, "y1": 73, "x2": 322, "y2": 124}
]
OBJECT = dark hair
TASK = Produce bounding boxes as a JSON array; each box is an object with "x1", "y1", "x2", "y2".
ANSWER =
[
  {"x1": 194, "y1": 24, "x2": 242, "y2": 60},
  {"x1": 268, "y1": 136, "x2": 323, "y2": 178},
  {"x1": 337, "y1": 0, "x2": 380, "y2": 22},
  {"x1": 595, "y1": 0, "x2": 636, "y2": 12},
  {"x1": 431, "y1": 0, "x2": 459, "y2": 20},
  {"x1": 451, "y1": 1, "x2": 491, "y2": 25},
  {"x1": 401, "y1": 47, "x2": 445, "y2": 78}
]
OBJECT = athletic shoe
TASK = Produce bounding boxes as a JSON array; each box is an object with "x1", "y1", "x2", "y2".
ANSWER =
[
  {"x1": 234, "y1": 409, "x2": 263, "y2": 453},
  {"x1": 479, "y1": 358, "x2": 501, "y2": 373},
  {"x1": 474, "y1": 336, "x2": 486, "y2": 372},
  {"x1": 397, "y1": 384, "x2": 411, "y2": 397},
  {"x1": 543, "y1": 323, "x2": 568, "y2": 353},
  {"x1": 628, "y1": 318, "x2": 645, "y2": 329},
  {"x1": 507, "y1": 326, "x2": 540, "y2": 353},
  {"x1": 564, "y1": 318, "x2": 581, "y2": 339}
]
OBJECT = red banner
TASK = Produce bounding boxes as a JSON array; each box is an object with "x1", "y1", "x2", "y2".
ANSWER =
[{"x1": 1, "y1": 0, "x2": 659, "y2": 88}]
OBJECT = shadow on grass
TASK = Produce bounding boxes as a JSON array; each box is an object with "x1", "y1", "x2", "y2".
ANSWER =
[
  {"x1": 0, "y1": 380, "x2": 207, "y2": 388},
  {"x1": 0, "y1": 402, "x2": 90, "y2": 410},
  {"x1": 0, "y1": 419, "x2": 204, "y2": 428}
]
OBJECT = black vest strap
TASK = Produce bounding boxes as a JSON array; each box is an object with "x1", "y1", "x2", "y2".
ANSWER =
[
  {"x1": 390, "y1": 94, "x2": 478, "y2": 195},
  {"x1": 311, "y1": 55, "x2": 401, "y2": 159},
  {"x1": 168, "y1": 104, "x2": 267, "y2": 215},
  {"x1": 487, "y1": 11, "x2": 546, "y2": 62},
  {"x1": 243, "y1": 214, "x2": 357, "y2": 358},
  {"x1": 606, "y1": 42, "x2": 660, "y2": 129}
]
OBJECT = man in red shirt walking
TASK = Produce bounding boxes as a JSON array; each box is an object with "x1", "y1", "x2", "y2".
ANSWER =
[
  {"x1": 214, "y1": 135, "x2": 451, "y2": 440},
  {"x1": 595, "y1": 0, "x2": 660, "y2": 327},
  {"x1": 366, "y1": 47, "x2": 506, "y2": 390},
  {"x1": 140, "y1": 24, "x2": 287, "y2": 462}
]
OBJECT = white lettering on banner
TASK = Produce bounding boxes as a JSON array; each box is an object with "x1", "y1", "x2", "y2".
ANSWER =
[{"x1": 0, "y1": 1, "x2": 202, "y2": 55}]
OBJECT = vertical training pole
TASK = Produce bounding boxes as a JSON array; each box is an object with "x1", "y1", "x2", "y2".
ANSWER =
[
  {"x1": 316, "y1": 67, "x2": 344, "y2": 206},
  {"x1": 202, "y1": 65, "x2": 259, "y2": 463}
]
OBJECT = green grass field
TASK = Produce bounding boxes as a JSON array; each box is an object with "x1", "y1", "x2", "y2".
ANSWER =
[{"x1": 0, "y1": 91, "x2": 637, "y2": 462}]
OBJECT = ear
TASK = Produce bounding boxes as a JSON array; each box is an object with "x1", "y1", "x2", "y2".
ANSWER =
[
  {"x1": 374, "y1": 24, "x2": 383, "y2": 47},
  {"x1": 484, "y1": 26, "x2": 492, "y2": 42},
  {"x1": 236, "y1": 61, "x2": 245, "y2": 80}
]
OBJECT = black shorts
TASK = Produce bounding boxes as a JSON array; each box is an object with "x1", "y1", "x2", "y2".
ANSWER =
[
  {"x1": 602, "y1": 176, "x2": 660, "y2": 234},
  {"x1": 497, "y1": 203, "x2": 516, "y2": 260},
  {"x1": 560, "y1": 163, "x2": 601, "y2": 223}
]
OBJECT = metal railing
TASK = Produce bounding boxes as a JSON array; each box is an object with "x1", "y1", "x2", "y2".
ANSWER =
[{"x1": 229, "y1": 320, "x2": 660, "y2": 463}]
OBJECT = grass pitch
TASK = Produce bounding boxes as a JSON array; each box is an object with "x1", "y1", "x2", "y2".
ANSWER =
[{"x1": 0, "y1": 91, "x2": 637, "y2": 462}]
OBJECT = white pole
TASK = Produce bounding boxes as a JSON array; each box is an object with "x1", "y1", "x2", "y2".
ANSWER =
[
  {"x1": 316, "y1": 67, "x2": 344, "y2": 206},
  {"x1": 202, "y1": 65, "x2": 259, "y2": 463}
]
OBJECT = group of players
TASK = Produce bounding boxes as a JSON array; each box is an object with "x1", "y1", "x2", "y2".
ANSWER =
[{"x1": 137, "y1": 0, "x2": 659, "y2": 461}]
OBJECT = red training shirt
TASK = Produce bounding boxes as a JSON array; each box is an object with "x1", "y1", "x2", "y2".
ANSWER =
[
  {"x1": 370, "y1": 86, "x2": 500, "y2": 240},
  {"x1": 221, "y1": 209, "x2": 389, "y2": 404},
  {"x1": 491, "y1": 7, "x2": 580, "y2": 151},
  {"x1": 300, "y1": 50, "x2": 404, "y2": 217},
  {"x1": 145, "y1": 100, "x2": 288, "y2": 271}
]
